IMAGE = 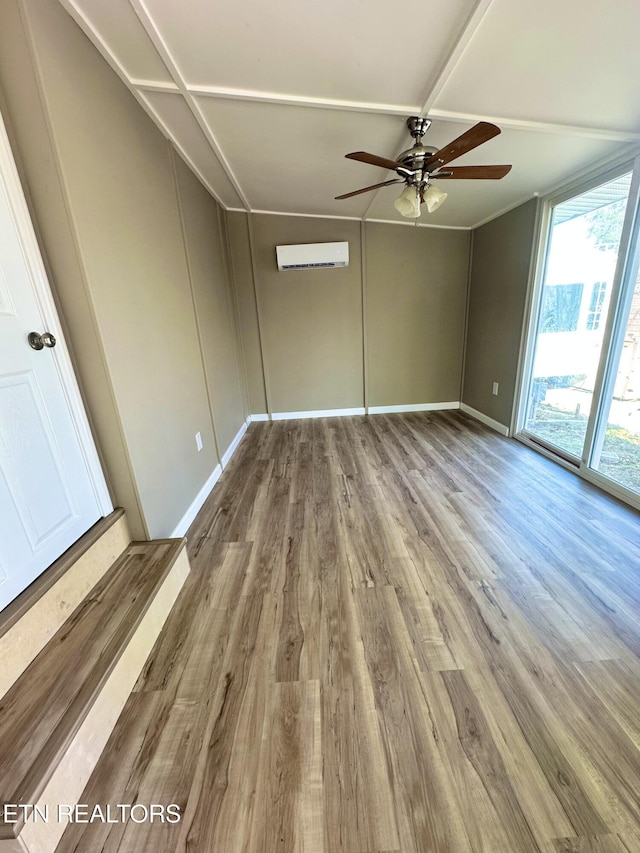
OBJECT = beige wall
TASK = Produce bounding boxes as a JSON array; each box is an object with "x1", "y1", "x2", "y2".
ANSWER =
[
  {"x1": 365, "y1": 223, "x2": 470, "y2": 406},
  {"x1": 462, "y1": 198, "x2": 539, "y2": 426},
  {"x1": 228, "y1": 214, "x2": 472, "y2": 415},
  {"x1": 174, "y1": 158, "x2": 247, "y2": 454},
  {"x1": 226, "y1": 213, "x2": 268, "y2": 415},
  {"x1": 0, "y1": 0, "x2": 247, "y2": 538},
  {"x1": 250, "y1": 215, "x2": 364, "y2": 414}
]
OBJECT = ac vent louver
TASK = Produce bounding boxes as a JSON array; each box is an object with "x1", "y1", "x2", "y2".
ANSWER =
[
  {"x1": 281, "y1": 262, "x2": 341, "y2": 270},
  {"x1": 276, "y1": 242, "x2": 349, "y2": 271}
]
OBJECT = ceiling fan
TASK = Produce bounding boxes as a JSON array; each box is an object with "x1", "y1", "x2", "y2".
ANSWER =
[{"x1": 336, "y1": 117, "x2": 512, "y2": 218}]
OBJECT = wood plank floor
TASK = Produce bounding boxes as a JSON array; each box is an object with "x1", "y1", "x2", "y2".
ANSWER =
[{"x1": 56, "y1": 412, "x2": 640, "y2": 853}]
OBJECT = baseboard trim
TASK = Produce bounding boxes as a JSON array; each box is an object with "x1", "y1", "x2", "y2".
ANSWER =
[
  {"x1": 170, "y1": 464, "x2": 222, "y2": 538},
  {"x1": 249, "y1": 413, "x2": 270, "y2": 422},
  {"x1": 367, "y1": 401, "x2": 460, "y2": 414},
  {"x1": 460, "y1": 403, "x2": 510, "y2": 436},
  {"x1": 271, "y1": 407, "x2": 366, "y2": 420},
  {"x1": 221, "y1": 421, "x2": 248, "y2": 469}
]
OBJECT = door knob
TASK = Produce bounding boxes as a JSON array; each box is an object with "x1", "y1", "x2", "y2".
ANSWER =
[{"x1": 28, "y1": 331, "x2": 57, "y2": 350}]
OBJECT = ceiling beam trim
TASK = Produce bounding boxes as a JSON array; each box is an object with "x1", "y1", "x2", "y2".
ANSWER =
[
  {"x1": 229, "y1": 209, "x2": 470, "y2": 230},
  {"x1": 128, "y1": 83, "x2": 639, "y2": 142},
  {"x1": 364, "y1": 218, "x2": 471, "y2": 230},
  {"x1": 59, "y1": 0, "x2": 130, "y2": 85},
  {"x1": 183, "y1": 86, "x2": 419, "y2": 117},
  {"x1": 131, "y1": 80, "x2": 181, "y2": 93},
  {"x1": 248, "y1": 209, "x2": 363, "y2": 221},
  {"x1": 135, "y1": 92, "x2": 226, "y2": 203},
  {"x1": 429, "y1": 109, "x2": 640, "y2": 142},
  {"x1": 128, "y1": 0, "x2": 252, "y2": 210},
  {"x1": 420, "y1": 0, "x2": 496, "y2": 115},
  {"x1": 58, "y1": 0, "x2": 226, "y2": 206}
]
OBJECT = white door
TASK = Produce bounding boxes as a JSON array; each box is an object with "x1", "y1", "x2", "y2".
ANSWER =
[{"x1": 0, "y1": 111, "x2": 111, "y2": 611}]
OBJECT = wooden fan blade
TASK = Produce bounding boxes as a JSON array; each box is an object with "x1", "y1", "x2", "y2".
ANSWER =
[
  {"x1": 432, "y1": 165, "x2": 512, "y2": 180},
  {"x1": 346, "y1": 151, "x2": 411, "y2": 175},
  {"x1": 425, "y1": 122, "x2": 501, "y2": 170},
  {"x1": 335, "y1": 179, "x2": 402, "y2": 200}
]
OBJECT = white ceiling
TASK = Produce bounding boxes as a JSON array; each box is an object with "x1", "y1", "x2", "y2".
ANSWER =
[{"x1": 59, "y1": 0, "x2": 640, "y2": 229}]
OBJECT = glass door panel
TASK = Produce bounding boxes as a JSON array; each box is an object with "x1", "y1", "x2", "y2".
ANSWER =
[
  {"x1": 523, "y1": 173, "x2": 632, "y2": 459},
  {"x1": 592, "y1": 265, "x2": 640, "y2": 493}
]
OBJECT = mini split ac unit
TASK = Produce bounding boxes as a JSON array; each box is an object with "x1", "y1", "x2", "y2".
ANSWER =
[{"x1": 275, "y1": 242, "x2": 349, "y2": 271}]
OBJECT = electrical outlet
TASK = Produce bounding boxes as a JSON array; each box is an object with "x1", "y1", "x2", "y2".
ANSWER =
[
  {"x1": 492, "y1": 382, "x2": 499, "y2": 396},
  {"x1": 195, "y1": 431, "x2": 203, "y2": 451}
]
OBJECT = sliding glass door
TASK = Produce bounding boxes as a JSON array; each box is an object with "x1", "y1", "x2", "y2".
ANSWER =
[
  {"x1": 519, "y1": 158, "x2": 640, "y2": 508},
  {"x1": 522, "y1": 172, "x2": 632, "y2": 460},
  {"x1": 591, "y1": 244, "x2": 640, "y2": 494}
]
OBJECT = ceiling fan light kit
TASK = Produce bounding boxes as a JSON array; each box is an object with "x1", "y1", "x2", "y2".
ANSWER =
[
  {"x1": 394, "y1": 184, "x2": 421, "y2": 218},
  {"x1": 337, "y1": 116, "x2": 512, "y2": 218},
  {"x1": 422, "y1": 184, "x2": 448, "y2": 213}
]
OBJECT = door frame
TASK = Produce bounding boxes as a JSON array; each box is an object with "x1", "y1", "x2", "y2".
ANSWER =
[{"x1": 0, "y1": 108, "x2": 112, "y2": 518}]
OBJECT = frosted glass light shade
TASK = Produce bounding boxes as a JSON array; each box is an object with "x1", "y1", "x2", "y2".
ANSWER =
[
  {"x1": 394, "y1": 184, "x2": 421, "y2": 218},
  {"x1": 423, "y1": 184, "x2": 447, "y2": 213}
]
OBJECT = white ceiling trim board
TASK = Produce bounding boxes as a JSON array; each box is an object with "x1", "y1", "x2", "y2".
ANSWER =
[
  {"x1": 187, "y1": 86, "x2": 419, "y2": 117},
  {"x1": 187, "y1": 96, "x2": 251, "y2": 208},
  {"x1": 130, "y1": 79, "x2": 636, "y2": 144},
  {"x1": 128, "y1": 0, "x2": 252, "y2": 211},
  {"x1": 132, "y1": 80, "x2": 180, "y2": 93},
  {"x1": 429, "y1": 109, "x2": 640, "y2": 142},
  {"x1": 232, "y1": 209, "x2": 470, "y2": 230},
  {"x1": 419, "y1": 0, "x2": 496, "y2": 114},
  {"x1": 59, "y1": 0, "x2": 130, "y2": 82},
  {"x1": 129, "y1": 80, "x2": 637, "y2": 145},
  {"x1": 136, "y1": 94, "x2": 224, "y2": 205},
  {"x1": 58, "y1": 0, "x2": 225, "y2": 206},
  {"x1": 364, "y1": 218, "x2": 471, "y2": 231},
  {"x1": 248, "y1": 209, "x2": 361, "y2": 222}
]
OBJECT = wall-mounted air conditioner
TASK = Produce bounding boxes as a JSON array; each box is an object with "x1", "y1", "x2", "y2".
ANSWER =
[{"x1": 275, "y1": 241, "x2": 349, "y2": 271}]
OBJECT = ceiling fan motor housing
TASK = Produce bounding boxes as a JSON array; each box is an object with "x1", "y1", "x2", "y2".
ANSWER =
[
  {"x1": 396, "y1": 145, "x2": 437, "y2": 175},
  {"x1": 396, "y1": 116, "x2": 436, "y2": 177}
]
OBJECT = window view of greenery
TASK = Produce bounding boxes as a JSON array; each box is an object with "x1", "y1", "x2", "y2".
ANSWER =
[
  {"x1": 525, "y1": 174, "x2": 632, "y2": 460},
  {"x1": 595, "y1": 268, "x2": 640, "y2": 493}
]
